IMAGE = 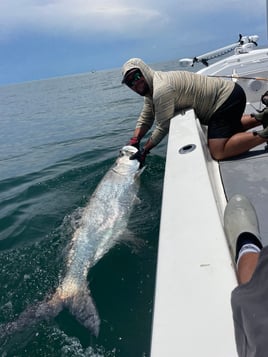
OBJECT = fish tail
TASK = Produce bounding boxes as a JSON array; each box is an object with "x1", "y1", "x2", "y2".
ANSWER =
[
  {"x1": 63, "y1": 283, "x2": 100, "y2": 337},
  {"x1": 0, "y1": 284, "x2": 100, "y2": 339}
]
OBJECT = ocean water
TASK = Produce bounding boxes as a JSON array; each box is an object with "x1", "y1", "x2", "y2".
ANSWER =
[{"x1": 0, "y1": 60, "x2": 180, "y2": 356}]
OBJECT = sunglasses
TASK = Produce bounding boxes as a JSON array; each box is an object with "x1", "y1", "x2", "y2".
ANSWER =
[{"x1": 125, "y1": 71, "x2": 143, "y2": 87}]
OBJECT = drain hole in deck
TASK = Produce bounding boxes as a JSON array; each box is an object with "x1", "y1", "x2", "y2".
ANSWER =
[{"x1": 179, "y1": 144, "x2": 196, "y2": 154}]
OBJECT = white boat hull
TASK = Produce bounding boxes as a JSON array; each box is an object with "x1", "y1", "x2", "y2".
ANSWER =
[
  {"x1": 150, "y1": 111, "x2": 237, "y2": 356},
  {"x1": 151, "y1": 44, "x2": 268, "y2": 356}
]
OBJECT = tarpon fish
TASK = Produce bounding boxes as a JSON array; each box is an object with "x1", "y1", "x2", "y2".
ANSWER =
[{"x1": 0, "y1": 145, "x2": 144, "y2": 338}]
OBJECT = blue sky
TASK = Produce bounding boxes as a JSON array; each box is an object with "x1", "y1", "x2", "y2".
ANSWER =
[{"x1": 0, "y1": 0, "x2": 267, "y2": 85}]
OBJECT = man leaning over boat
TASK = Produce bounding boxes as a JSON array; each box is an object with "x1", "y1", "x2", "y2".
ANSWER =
[{"x1": 121, "y1": 58, "x2": 268, "y2": 165}]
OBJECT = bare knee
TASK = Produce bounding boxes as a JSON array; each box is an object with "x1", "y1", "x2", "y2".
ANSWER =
[
  {"x1": 210, "y1": 151, "x2": 226, "y2": 160},
  {"x1": 208, "y1": 138, "x2": 229, "y2": 160}
]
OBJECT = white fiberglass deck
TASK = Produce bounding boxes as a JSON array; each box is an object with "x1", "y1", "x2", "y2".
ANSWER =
[{"x1": 150, "y1": 111, "x2": 237, "y2": 356}]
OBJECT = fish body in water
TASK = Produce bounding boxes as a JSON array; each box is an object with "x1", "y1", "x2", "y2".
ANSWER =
[{"x1": 0, "y1": 145, "x2": 143, "y2": 338}]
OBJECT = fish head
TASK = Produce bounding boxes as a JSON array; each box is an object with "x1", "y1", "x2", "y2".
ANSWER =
[{"x1": 114, "y1": 145, "x2": 141, "y2": 175}]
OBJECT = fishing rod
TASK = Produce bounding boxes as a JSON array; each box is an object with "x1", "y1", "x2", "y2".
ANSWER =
[{"x1": 208, "y1": 74, "x2": 268, "y2": 82}]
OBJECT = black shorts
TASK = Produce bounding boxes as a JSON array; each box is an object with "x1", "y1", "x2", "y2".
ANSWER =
[{"x1": 207, "y1": 83, "x2": 246, "y2": 139}]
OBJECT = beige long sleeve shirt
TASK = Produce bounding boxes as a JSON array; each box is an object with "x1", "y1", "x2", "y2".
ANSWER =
[{"x1": 122, "y1": 58, "x2": 235, "y2": 146}]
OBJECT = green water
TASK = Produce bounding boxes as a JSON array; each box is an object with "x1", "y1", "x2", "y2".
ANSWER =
[{"x1": 0, "y1": 65, "x2": 172, "y2": 356}]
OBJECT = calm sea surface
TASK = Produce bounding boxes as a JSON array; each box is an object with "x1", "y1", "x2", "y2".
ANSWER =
[{"x1": 0, "y1": 60, "x2": 182, "y2": 356}]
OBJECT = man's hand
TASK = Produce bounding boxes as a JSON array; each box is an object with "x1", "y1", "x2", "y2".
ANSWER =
[
  {"x1": 130, "y1": 148, "x2": 148, "y2": 168},
  {"x1": 127, "y1": 136, "x2": 140, "y2": 149}
]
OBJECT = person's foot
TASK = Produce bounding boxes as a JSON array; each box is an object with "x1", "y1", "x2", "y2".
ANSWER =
[
  {"x1": 261, "y1": 91, "x2": 268, "y2": 106},
  {"x1": 251, "y1": 108, "x2": 268, "y2": 128},
  {"x1": 255, "y1": 125, "x2": 268, "y2": 139},
  {"x1": 224, "y1": 194, "x2": 262, "y2": 261}
]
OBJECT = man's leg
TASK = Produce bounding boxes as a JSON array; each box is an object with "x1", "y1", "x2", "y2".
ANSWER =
[
  {"x1": 208, "y1": 110, "x2": 268, "y2": 160},
  {"x1": 227, "y1": 195, "x2": 266, "y2": 357},
  {"x1": 208, "y1": 132, "x2": 265, "y2": 160},
  {"x1": 241, "y1": 114, "x2": 263, "y2": 130},
  {"x1": 237, "y1": 251, "x2": 260, "y2": 285},
  {"x1": 224, "y1": 194, "x2": 263, "y2": 283}
]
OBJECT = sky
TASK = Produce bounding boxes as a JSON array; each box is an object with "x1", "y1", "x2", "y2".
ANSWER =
[{"x1": 0, "y1": 0, "x2": 267, "y2": 85}]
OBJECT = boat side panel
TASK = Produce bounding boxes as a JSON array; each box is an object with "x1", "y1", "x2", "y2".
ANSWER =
[{"x1": 150, "y1": 111, "x2": 237, "y2": 357}]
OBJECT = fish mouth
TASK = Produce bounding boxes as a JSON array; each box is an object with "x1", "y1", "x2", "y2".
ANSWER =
[
  {"x1": 119, "y1": 145, "x2": 138, "y2": 158},
  {"x1": 112, "y1": 146, "x2": 140, "y2": 175}
]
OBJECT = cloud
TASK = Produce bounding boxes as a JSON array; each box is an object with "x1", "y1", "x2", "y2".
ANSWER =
[
  {"x1": 0, "y1": 0, "x2": 265, "y2": 43},
  {"x1": 0, "y1": 0, "x2": 169, "y2": 40},
  {"x1": 0, "y1": 0, "x2": 266, "y2": 84}
]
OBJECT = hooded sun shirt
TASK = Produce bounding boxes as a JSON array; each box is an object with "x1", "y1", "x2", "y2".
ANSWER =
[{"x1": 122, "y1": 58, "x2": 235, "y2": 146}]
